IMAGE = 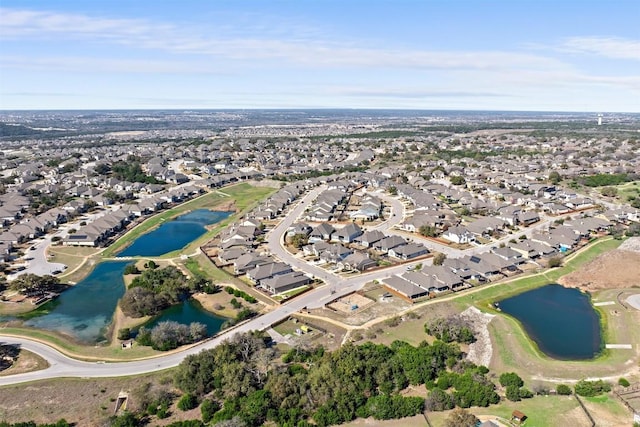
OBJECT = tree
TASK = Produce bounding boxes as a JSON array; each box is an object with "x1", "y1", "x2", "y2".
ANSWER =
[
  {"x1": 444, "y1": 408, "x2": 479, "y2": 427},
  {"x1": 117, "y1": 328, "x2": 131, "y2": 341},
  {"x1": 450, "y1": 176, "x2": 466, "y2": 186},
  {"x1": 556, "y1": 384, "x2": 572, "y2": 395},
  {"x1": 419, "y1": 225, "x2": 437, "y2": 237},
  {"x1": 499, "y1": 372, "x2": 524, "y2": 388},
  {"x1": 424, "y1": 388, "x2": 454, "y2": 411},
  {"x1": 547, "y1": 256, "x2": 563, "y2": 268},
  {"x1": 290, "y1": 233, "x2": 308, "y2": 249},
  {"x1": 505, "y1": 384, "x2": 521, "y2": 401},
  {"x1": 548, "y1": 171, "x2": 562, "y2": 184},
  {"x1": 0, "y1": 344, "x2": 20, "y2": 371},
  {"x1": 433, "y1": 252, "x2": 446, "y2": 266}
]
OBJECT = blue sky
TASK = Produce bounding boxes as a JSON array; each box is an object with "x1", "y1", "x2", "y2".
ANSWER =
[{"x1": 1, "y1": 0, "x2": 638, "y2": 111}]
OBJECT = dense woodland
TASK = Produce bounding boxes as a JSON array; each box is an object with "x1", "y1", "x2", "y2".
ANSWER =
[{"x1": 150, "y1": 329, "x2": 499, "y2": 427}]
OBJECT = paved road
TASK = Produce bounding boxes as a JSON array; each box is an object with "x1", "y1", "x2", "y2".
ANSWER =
[{"x1": 0, "y1": 185, "x2": 595, "y2": 386}]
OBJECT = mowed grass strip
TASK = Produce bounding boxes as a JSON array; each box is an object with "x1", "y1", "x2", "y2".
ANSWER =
[{"x1": 0, "y1": 327, "x2": 162, "y2": 361}]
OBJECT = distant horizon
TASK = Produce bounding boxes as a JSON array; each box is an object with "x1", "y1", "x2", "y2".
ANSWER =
[{"x1": 0, "y1": 107, "x2": 636, "y2": 115}]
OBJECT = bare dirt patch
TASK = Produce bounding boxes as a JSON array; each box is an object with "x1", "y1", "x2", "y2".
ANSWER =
[
  {"x1": 558, "y1": 245, "x2": 640, "y2": 291},
  {"x1": 326, "y1": 292, "x2": 375, "y2": 314},
  {"x1": 0, "y1": 349, "x2": 49, "y2": 376}
]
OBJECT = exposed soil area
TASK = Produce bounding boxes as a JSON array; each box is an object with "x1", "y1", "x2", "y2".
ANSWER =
[
  {"x1": 558, "y1": 238, "x2": 640, "y2": 291},
  {"x1": 214, "y1": 199, "x2": 236, "y2": 212}
]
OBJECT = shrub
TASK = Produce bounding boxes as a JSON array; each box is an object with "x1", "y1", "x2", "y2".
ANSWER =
[
  {"x1": 619, "y1": 378, "x2": 630, "y2": 387},
  {"x1": 556, "y1": 384, "x2": 572, "y2": 395},
  {"x1": 200, "y1": 399, "x2": 220, "y2": 423},
  {"x1": 124, "y1": 264, "x2": 140, "y2": 275},
  {"x1": 117, "y1": 328, "x2": 131, "y2": 341},
  {"x1": 547, "y1": 256, "x2": 563, "y2": 268},
  {"x1": 177, "y1": 393, "x2": 198, "y2": 411},
  {"x1": 385, "y1": 316, "x2": 401, "y2": 327},
  {"x1": 574, "y1": 379, "x2": 611, "y2": 397},
  {"x1": 519, "y1": 388, "x2": 534, "y2": 399}
]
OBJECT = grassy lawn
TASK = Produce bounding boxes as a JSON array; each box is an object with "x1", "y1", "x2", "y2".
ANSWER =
[
  {"x1": 614, "y1": 180, "x2": 640, "y2": 203},
  {"x1": 0, "y1": 328, "x2": 162, "y2": 361},
  {"x1": 427, "y1": 395, "x2": 588, "y2": 427}
]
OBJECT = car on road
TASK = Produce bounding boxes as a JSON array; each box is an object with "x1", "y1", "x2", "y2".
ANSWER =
[{"x1": 30, "y1": 246, "x2": 37, "y2": 251}]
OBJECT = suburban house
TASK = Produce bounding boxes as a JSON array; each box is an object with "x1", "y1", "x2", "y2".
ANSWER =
[
  {"x1": 309, "y1": 223, "x2": 336, "y2": 242},
  {"x1": 337, "y1": 252, "x2": 377, "y2": 271},
  {"x1": 332, "y1": 223, "x2": 363, "y2": 243},
  {"x1": 374, "y1": 235, "x2": 407, "y2": 253},
  {"x1": 261, "y1": 272, "x2": 311, "y2": 295},
  {"x1": 388, "y1": 243, "x2": 429, "y2": 260},
  {"x1": 382, "y1": 275, "x2": 430, "y2": 301},
  {"x1": 442, "y1": 226, "x2": 475, "y2": 244},
  {"x1": 354, "y1": 230, "x2": 386, "y2": 248},
  {"x1": 246, "y1": 262, "x2": 294, "y2": 285}
]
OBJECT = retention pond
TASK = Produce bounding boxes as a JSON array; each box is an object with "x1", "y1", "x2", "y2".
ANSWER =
[
  {"x1": 19, "y1": 209, "x2": 231, "y2": 343},
  {"x1": 499, "y1": 284, "x2": 602, "y2": 360}
]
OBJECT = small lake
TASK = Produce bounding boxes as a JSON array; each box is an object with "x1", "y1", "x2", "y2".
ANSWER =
[
  {"x1": 140, "y1": 299, "x2": 227, "y2": 336},
  {"x1": 118, "y1": 209, "x2": 231, "y2": 257},
  {"x1": 499, "y1": 284, "x2": 602, "y2": 360},
  {"x1": 18, "y1": 209, "x2": 231, "y2": 343},
  {"x1": 24, "y1": 261, "x2": 129, "y2": 343}
]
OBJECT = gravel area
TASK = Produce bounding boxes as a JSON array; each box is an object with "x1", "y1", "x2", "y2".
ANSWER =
[
  {"x1": 619, "y1": 236, "x2": 640, "y2": 253},
  {"x1": 459, "y1": 306, "x2": 495, "y2": 368}
]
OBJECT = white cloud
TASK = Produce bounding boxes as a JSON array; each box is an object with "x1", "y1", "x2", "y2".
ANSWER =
[
  {"x1": 0, "y1": 54, "x2": 233, "y2": 74},
  {"x1": 560, "y1": 36, "x2": 640, "y2": 60},
  {"x1": 0, "y1": 7, "x2": 567, "y2": 73}
]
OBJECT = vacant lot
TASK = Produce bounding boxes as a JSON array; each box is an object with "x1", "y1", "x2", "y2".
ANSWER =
[{"x1": 559, "y1": 237, "x2": 640, "y2": 291}]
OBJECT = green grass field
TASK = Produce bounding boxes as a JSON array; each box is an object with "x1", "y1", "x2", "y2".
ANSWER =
[{"x1": 427, "y1": 395, "x2": 587, "y2": 427}]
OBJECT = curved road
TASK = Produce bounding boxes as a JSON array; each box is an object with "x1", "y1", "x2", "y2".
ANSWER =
[{"x1": 0, "y1": 184, "x2": 579, "y2": 386}]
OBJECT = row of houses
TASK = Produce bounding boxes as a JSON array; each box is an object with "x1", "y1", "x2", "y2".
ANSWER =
[{"x1": 62, "y1": 186, "x2": 203, "y2": 247}]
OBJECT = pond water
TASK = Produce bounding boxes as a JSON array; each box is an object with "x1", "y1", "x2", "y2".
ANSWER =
[
  {"x1": 24, "y1": 261, "x2": 129, "y2": 343},
  {"x1": 118, "y1": 209, "x2": 231, "y2": 257},
  {"x1": 18, "y1": 209, "x2": 231, "y2": 343},
  {"x1": 140, "y1": 298, "x2": 227, "y2": 336},
  {"x1": 499, "y1": 284, "x2": 602, "y2": 360}
]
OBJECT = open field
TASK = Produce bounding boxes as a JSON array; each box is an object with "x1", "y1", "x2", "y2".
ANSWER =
[
  {"x1": 426, "y1": 395, "x2": 594, "y2": 427},
  {"x1": 47, "y1": 245, "x2": 100, "y2": 283},
  {"x1": 614, "y1": 180, "x2": 640, "y2": 204},
  {"x1": 0, "y1": 372, "x2": 194, "y2": 426}
]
